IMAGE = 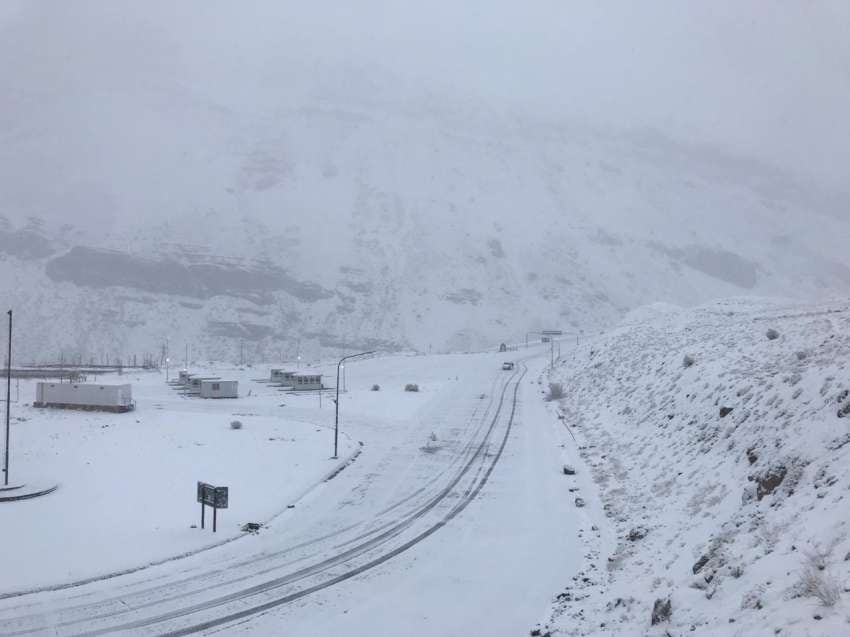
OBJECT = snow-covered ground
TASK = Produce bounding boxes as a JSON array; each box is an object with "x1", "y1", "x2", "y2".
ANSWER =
[
  {"x1": 0, "y1": 366, "x2": 358, "y2": 593},
  {"x1": 0, "y1": 346, "x2": 583, "y2": 636},
  {"x1": 540, "y1": 297, "x2": 850, "y2": 636},
  {"x1": 4, "y1": 301, "x2": 849, "y2": 636}
]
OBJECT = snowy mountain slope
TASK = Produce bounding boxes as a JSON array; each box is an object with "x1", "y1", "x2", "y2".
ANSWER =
[
  {"x1": 2, "y1": 6, "x2": 850, "y2": 362},
  {"x1": 541, "y1": 298, "x2": 850, "y2": 636}
]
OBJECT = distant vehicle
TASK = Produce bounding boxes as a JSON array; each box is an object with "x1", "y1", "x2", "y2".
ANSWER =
[
  {"x1": 541, "y1": 336, "x2": 551, "y2": 343},
  {"x1": 502, "y1": 362, "x2": 515, "y2": 371}
]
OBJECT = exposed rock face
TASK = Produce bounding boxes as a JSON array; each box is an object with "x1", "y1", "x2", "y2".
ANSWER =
[
  {"x1": 651, "y1": 598, "x2": 672, "y2": 625},
  {"x1": 752, "y1": 465, "x2": 787, "y2": 500}
]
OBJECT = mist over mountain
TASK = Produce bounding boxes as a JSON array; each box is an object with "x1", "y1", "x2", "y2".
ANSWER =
[{"x1": 2, "y1": 2, "x2": 849, "y2": 362}]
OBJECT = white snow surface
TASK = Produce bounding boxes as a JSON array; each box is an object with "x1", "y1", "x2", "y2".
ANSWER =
[
  {"x1": 0, "y1": 348, "x2": 583, "y2": 636},
  {"x1": 541, "y1": 297, "x2": 850, "y2": 636},
  {"x1": 0, "y1": 366, "x2": 357, "y2": 593}
]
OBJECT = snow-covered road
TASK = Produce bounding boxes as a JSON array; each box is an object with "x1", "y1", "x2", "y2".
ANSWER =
[{"x1": 0, "y1": 351, "x2": 580, "y2": 636}]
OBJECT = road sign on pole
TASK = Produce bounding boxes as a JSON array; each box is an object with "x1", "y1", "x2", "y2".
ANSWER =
[{"x1": 197, "y1": 481, "x2": 229, "y2": 532}]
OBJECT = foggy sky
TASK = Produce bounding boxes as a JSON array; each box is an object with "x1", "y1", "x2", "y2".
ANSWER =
[{"x1": 2, "y1": 1, "x2": 849, "y2": 192}]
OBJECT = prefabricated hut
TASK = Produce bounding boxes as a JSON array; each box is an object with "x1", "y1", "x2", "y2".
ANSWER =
[
  {"x1": 199, "y1": 380, "x2": 238, "y2": 399},
  {"x1": 291, "y1": 373, "x2": 323, "y2": 391},
  {"x1": 34, "y1": 382, "x2": 134, "y2": 413},
  {"x1": 270, "y1": 369, "x2": 296, "y2": 383},
  {"x1": 185, "y1": 376, "x2": 219, "y2": 393}
]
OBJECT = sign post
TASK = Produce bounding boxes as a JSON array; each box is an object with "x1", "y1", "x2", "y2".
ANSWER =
[
  {"x1": 197, "y1": 481, "x2": 229, "y2": 532},
  {"x1": 541, "y1": 330, "x2": 563, "y2": 369}
]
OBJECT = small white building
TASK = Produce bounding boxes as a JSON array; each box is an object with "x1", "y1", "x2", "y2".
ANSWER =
[
  {"x1": 35, "y1": 383, "x2": 134, "y2": 413},
  {"x1": 291, "y1": 373, "x2": 323, "y2": 391},
  {"x1": 187, "y1": 376, "x2": 219, "y2": 391},
  {"x1": 270, "y1": 369, "x2": 296, "y2": 383},
  {"x1": 199, "y1": 380, "x2": 238, "y2": 399}
]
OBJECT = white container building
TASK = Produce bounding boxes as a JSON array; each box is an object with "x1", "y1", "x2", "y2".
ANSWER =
[
  {"x1": 291, "y1": 373, "x2": 323, "y2": 391},
  {"x1": 199, "y1": 380, "x2": 238, "y2": 399},
  {"x1": 270, "y1": 369, "x2": 296, "y2": 384},
  {"x1": 35, "y1": 383, "x2": 134, "y2": 413}
]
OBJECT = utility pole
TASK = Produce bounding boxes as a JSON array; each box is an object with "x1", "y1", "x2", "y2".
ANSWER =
[
  {"x1": 333, "y1": 351, "x2": 375, "y2": 458},
  {"x1": 4, "y1": 309, "x2": 12, "y2": 486}
]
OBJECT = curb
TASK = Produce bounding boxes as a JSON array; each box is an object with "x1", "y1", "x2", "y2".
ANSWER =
[{"x1": 0, "y1": 484, "x2": 59, "y2": 503}]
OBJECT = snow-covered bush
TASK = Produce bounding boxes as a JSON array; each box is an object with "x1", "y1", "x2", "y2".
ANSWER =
[
  {"x1": 230, "y1": 420, "x2": 243, "y2": 430},
  {"x1": 798, "y1": 565, "x2": 842, "y2": 607},
  {"x1": 766, "y1": 328, "x2": 780, "y2": 340},
  {"x1": 371, "y1": 384, "x2": 380, "y2": 391},
  {"x1": 683, "y1": 353, "x2": 696, "y2": 368},
  {"x1": 404, "y1": 383, "x2": 419, "y2": 392},
  {"x1": 546, "y1": 382, "x2": 565, "y2": 401}
]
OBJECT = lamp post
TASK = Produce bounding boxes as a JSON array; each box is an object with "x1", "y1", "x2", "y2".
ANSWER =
[
  {"x1": 333, "y1": 351, "x2": 375, "y2": 458},
  {"x1": 4, "y1": 309, "x2": 12, "y2": 486}
]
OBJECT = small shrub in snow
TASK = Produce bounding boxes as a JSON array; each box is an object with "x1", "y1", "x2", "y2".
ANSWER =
[
  {"x1": 562, "y1": 465, "x2": 576, "y2": 476},
  {"x1": 766, "y1": 328, "x2": 780, "y2": 340},
  {"x1": 546, "y1": 383, "x2": 565, "y2": 401},
  {"x1": 371, "y1": 384, "x2": 380, "y2": 391},
  {"x1": 404, "y1": 383, "x2": 419, "y2": 392},
  {"x1": 683, "y1": 354, "x2": 696, "y2": 368},
  {"x1": 740, "y1": 588, "x2": 764, "y2": 610},
  {"x1": 230, "y1": 420, "x2": 243, "y2": 430},
  {"x1": 798, "y1": 565, "x2": 842, "y2": 607},
  {"x1": 802, "y1": 545, "x2": 831, "y2": 572}
]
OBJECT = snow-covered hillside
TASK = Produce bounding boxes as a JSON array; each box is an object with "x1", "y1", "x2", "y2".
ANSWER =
[
  {"x1": 540, "y1": 298, "x2": 850, "y2": 635},
  {"x1": 2, "y1": 4, "x2": 850, "y2": 363}
]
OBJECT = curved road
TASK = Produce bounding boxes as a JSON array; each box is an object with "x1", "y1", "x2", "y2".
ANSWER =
[{"x1": 0, "y1": 354, "x2": 580, "y2": 636}]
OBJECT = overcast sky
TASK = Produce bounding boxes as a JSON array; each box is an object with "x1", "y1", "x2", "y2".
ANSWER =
[{"x1": 2, "y1": 1, "x2": 849, "y2": 192}]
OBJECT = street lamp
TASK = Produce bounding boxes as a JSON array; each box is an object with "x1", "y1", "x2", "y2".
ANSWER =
[
  {"x1": 333, "y1": 351, "x2": 375, "y2": 458},
  {"x1": 4, "y1": 309, "x2": 11, "y2": 486}
]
